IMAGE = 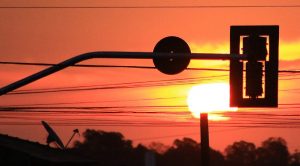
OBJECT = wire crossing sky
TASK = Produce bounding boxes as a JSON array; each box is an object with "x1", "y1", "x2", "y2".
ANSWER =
[
  {"x1": 1, "y1": 5, "x2": 300, "y2": 9},
  {"x1": 1, "y1": 0, "x2": 300, "y2": 151}
]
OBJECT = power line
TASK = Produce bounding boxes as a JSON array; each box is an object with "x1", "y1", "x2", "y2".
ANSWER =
[
  {"x1": 2, "y1": 121, "x2": 300, "y2": 128},
  {"x1": 1, "y1": 114, "x2": 299, "y2": 123},
  {"x1": 1, "y1": 61, "x2": 300, "y2": 73},
  {"x1": 1, "y1": 75, "x2": 297, "y2": 96},
  {"x1": 2, "y1": 108, "x2": 300, "y2": 129},
  {"x1": 0, "y1": 96, "x2": 185, "y2": 107},
  {"x1": 13, "y1": 75, "x2": 225, "y2": 91},
  {"x1": 0, "y1": 60, "x2": 297, "y2": 96},
  {"x1": 0, "y1": 61, "x2": 229, "y2": 72},
  {"x1": 1, "y1": 105, "x2": 300, "y2": 114},
  {"x1": 1, "y1": 5, "x2": 300, "y2": 9},
  {"x1": 0, "y1": 61, "x2": 154, "y2": 70},
  {"x1": 132, "y1": 128, "x2": 257, "y2": 142},
  {"x1": 3, "y1": 75, "x2": 227, "y2": 95}
]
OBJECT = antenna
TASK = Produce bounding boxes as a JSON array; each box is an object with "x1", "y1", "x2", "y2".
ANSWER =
[
  {"x1": 65, "y1": 128, "x2": 80, "y2": 148},
  {"x1": 41, "y1": 121, "x2": 65, "y2": 149}
]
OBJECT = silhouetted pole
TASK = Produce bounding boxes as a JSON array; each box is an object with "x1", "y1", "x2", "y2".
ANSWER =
[
  {"x1": 200, "y1": 113, "x2": 209, "y2": 166},
  {"x1": 0, "y1": 51, "x2": 246, "y2": 96},
  {"x1": 65, "y1": 129, "x2": 79, "y2": 149}
]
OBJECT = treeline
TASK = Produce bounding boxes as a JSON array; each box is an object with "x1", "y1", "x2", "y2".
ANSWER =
[{"x1": 71, "y1": 129, "x2": 300, "y2": 166}]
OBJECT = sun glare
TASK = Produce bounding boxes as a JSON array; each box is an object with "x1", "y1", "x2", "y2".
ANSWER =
[{"x1": 187, "y1": 83, "x2": 237, "y2": 120}]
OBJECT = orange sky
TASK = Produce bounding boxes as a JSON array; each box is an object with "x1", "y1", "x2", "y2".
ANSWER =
[{"x1": 1, "y1": 0, "x2": 300, "y2": 152}]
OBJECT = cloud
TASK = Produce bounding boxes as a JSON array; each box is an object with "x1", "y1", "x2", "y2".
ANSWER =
[
  {"x1": 279, "y1": 40, "x2": 300, "y2": 61},
  {"x1": 189, "y1": 42, "x2": 229, "y2": 54},
  {"x1": 280, "y1": 59, "x2": 300, "y2": 69}
]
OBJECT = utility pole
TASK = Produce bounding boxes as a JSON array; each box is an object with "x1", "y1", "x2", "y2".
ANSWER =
[{"x1": 200, "y1": 113, "x2": 209, "y2": 166}]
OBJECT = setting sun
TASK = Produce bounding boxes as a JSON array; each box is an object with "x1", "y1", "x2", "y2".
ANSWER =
[{"x1": 187, "y1": 83, "x2": 237, "y2": 120}]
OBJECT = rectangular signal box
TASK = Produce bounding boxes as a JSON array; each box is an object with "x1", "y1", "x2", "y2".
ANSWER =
[{"x1": 230, "y1": 26, "x2": 279, "y2": 107}]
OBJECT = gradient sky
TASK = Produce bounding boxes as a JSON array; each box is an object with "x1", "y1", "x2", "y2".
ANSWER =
[{"x1": 1, "y1": 0, "x2": 300, "y2": 153}]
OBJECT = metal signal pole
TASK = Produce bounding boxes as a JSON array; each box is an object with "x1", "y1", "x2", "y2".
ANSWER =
[
  {"x1": 0, "y1": 26, "x2": 279, "y2": 166},
  {"x1": 200, "y1": 113, "x2": 209, "y2": 166}
]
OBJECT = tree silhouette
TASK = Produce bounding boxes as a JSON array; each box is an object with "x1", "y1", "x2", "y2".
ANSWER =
[
  {"x1": 131, "y1": 144, "x2": 149, "y2": 166},
  {"x1": 73, "y1": 129, "x2": 134, "y2": 166},
  {"x1": 71, "y1": 129, "x2": 296, "y2": 166},
  {"x1": 148, "y1": 142, "x2": 170, "y2": 154},
  {"x1": 225, "y1": 140, "x2": 256, "y2": 166},
  {"x1": 158, "y1": 137, "x2": 224, "y2": 166},
  {"x1": 256, "y1": 137, "x2": 289, "y2": 166},
  {"x1": 289, "y1": 151, "x2": 300, "y2": 166},
  {"x1": 160, "y1": 137, "x2": 201, "y2": 166}
]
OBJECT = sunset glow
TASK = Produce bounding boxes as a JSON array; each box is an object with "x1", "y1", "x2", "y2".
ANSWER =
[
  {"x1": 187, "y1": 83, "x2": 237, "y2": 120},
  {"x1": 2, "y1": 0, "x2": 300, "y2": 153}
]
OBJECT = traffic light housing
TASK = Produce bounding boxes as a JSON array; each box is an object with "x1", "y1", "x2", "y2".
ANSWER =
[{"x1": 230, "y1": 26, "x2": 279, "y2": 107}]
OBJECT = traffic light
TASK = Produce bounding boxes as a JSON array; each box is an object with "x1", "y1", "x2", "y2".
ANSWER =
[
  {"x1": 243, "y1": 35, "x2": 268, "y2": 60},
  {"x1": 243, "y1": 35, "x2": 267, "y2": 99},
  {"x1": 230, "y1": 26, "x2": 279, "y2": 107},
  {"x1": 246, "y1": 61, "x2": 263, "y2": 98}
]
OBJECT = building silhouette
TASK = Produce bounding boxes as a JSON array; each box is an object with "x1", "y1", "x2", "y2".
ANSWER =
[{"x1": 0, "y1": 133, "x2": 96, "y2": 166}]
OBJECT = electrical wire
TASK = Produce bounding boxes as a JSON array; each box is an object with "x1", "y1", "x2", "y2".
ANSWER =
[
  {"x1": 2, "y1": 107, "x2": 300, "y2": 131},
  {"x1": 1, "y1": 5, "x2": 300, "y2": 9},
  {"x1": 0, "y1": 61, "x2": 230, "y2": 72},
  {"x1": 2, "y1": 75, "x2": 227, "y2": 95},
  {"x1": 1, "y1": 61, "x2": 300, "y2": 73},
  {"x1": 0, "y1": 75, "x2": 297, "y2": 96},
  {"x1": 0, "y1": 61, "x2": 299, "y2": 96},
  {"x1": 2, "y1": 61, "x2": 300, "y2": 131},
  {"x1": 0, "y1": 96, "x2": 185, "y2": 107}
]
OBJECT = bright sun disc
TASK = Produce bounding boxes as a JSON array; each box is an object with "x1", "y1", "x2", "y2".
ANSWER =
[{"x1": 187, "y1": 83, "x2": 237, "y2": 120}]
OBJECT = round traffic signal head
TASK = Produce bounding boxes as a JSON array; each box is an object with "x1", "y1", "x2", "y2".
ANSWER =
[{"x1": 153, "y1": 36, "x2": 191, "y2": 75}]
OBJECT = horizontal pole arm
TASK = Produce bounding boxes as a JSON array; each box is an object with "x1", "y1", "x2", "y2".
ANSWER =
[{"x1": 0, "y1": 51, "x2": 245, "y2": 96}]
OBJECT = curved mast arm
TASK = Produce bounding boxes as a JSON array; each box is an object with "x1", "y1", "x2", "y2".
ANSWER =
[{"x1": 0, "y1": 51, "x2": 241, "y2": 96}]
